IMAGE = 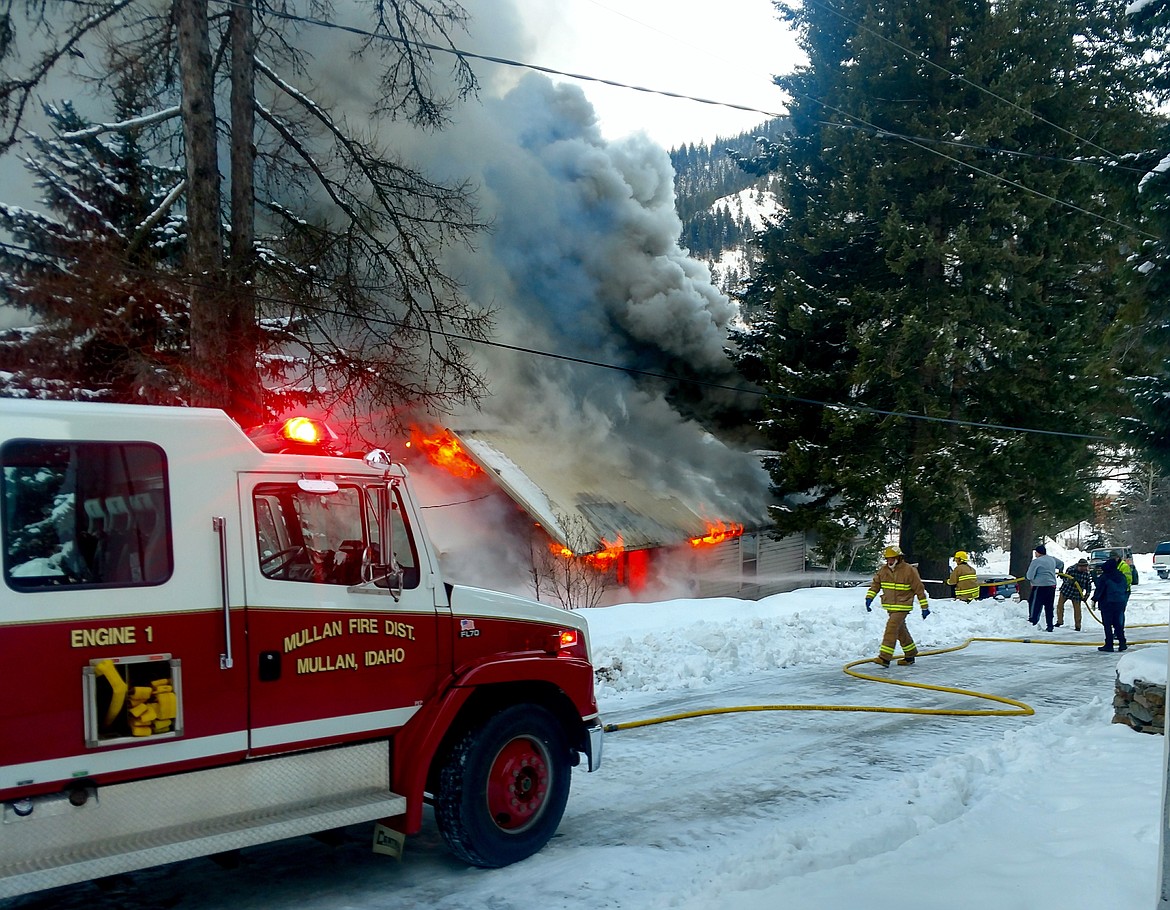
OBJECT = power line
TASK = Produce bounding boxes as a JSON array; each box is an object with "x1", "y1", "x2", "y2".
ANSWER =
[
  {"x1": 575, "y1": 0, "x2": 1152, "y2": 178},
  {"x1": 207, "y1": 0, "x2": 1161, "y2": 241},
  {"x1": 824, "y1": 119, "x2": 1152, "y2": 176},
  {"x1": 212, "y1": 0, "x2": 786, "y2": 121},
  {"x1": 792, "y1": 90, "x2": 1162, "y2": 242},
  {"x1": 804, "y1": 0, "x2": 1131, "y2": 164},
  {"x1": 0, "y1": 234, "x2": 1113, "y2": 441}
]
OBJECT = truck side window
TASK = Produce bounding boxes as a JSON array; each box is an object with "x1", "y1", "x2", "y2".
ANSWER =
[
  {"x1": 254, "y1": 483, "x2": 370, "y2": 585},
  {"x1": 1, "y1": 440, "x2": 172, "y2": 590}
]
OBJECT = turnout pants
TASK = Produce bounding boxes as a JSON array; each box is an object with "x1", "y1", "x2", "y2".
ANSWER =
[{"x1": 879, "y1": 609, "x2": 917, "y2": 662}]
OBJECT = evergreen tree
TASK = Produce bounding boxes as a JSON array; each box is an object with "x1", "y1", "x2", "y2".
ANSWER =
[
  {"x1": 1117, "y1": 0, "x2": 1170, "y2": 471},
  {"x1": 738, "y1": 0, "x2": 1153, "y2": 581},
  {"x1": 1, "y1": 1, "x2": 489, "y2": 433},
  {"x1": 0, "y1": 72, "x2": 188, "y2": 402}
]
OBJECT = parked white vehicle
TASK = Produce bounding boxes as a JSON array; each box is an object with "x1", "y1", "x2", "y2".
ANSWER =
[{"x1": 1153, "y1": 541, "x2": 1170, "y2": 580}]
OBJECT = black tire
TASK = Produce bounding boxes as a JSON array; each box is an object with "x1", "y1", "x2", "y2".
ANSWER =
[{"x1": 435, "y1": 704, "x2": 572, "y2": 867}]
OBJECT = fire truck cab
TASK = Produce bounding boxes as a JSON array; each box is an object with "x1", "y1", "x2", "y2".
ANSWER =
[{"x1": 0, "y1": 399, "x2": 602, "y2": 898}]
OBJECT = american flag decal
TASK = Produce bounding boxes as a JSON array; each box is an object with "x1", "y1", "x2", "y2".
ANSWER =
[{"x1": 460, "y1": 619, "x2": 475, "y2": 631}]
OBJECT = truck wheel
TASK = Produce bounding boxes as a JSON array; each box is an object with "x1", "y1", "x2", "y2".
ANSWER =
[{"x1": 435, "y1": 704, "x2": 571, "y2": 867}]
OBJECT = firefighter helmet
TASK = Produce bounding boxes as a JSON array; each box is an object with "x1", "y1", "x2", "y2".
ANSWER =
[
  {"x1": 882, "y1": 545, "x2": 903, "y2": 559},
  {"x1": 954, "y1": 550, "x2": 968, "y2": 562}
]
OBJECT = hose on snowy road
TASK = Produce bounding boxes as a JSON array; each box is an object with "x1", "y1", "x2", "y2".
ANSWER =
[{"x1": 600, "y1": 630, "x2": 1169, "y2": 733}]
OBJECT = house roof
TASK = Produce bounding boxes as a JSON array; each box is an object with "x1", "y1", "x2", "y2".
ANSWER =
[{"x1": 451, "y1": 427, "x2": 765, "y2": 554}]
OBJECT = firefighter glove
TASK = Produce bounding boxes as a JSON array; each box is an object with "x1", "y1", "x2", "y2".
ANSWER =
[
  {"x1": 865, "y1": 597, "x2": 873, "y2": 612},
  {"x1": 921, "y1": 607, "x2": 931, "y2": 619}
]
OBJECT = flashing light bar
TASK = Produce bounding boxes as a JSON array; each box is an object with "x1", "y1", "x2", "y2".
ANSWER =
[{"x1": 247, "y1": 416, "x2": 343, "y2": 455}]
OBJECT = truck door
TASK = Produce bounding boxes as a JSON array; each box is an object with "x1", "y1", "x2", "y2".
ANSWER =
[{"x1": 240, "y1": 473, "x2": 441, "y2": 755}]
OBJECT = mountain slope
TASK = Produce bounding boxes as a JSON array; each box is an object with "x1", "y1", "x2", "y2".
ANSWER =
[{"x1": 670, "y1": 117, "x2": 787, "y2": 291}]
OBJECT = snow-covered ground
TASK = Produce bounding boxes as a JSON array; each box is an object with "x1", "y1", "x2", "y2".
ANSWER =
[
  {"x1": 5, "y1": 544, "x2": 1169, "y2": 910},
  {"x1": 582, "y1": 543, "x2": 1170, "y2": 909}
]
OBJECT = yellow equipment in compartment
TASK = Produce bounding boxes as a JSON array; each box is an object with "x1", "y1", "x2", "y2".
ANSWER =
[{"x1": 93, "y1": 660, "x2": 176, "y2": 736}]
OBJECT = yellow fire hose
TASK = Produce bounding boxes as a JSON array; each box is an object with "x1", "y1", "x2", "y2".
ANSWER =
[{"x1": 602, "y1": 580, "x2": 1169, "y2": 734}]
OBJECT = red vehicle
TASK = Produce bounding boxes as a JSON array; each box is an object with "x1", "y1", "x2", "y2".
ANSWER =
[{"x1": 0, "y1": 399, "x2": 602, "y2": 898}]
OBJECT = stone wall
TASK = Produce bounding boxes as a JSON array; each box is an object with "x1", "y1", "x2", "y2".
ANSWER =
[{"x1": 1113, "y1": 674, "x2": 1166, "y2": 735}]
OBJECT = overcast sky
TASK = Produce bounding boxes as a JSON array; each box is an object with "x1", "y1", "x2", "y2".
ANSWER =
[{"x1": 471, "y1": 0, "x2": 804, "y2": 148}]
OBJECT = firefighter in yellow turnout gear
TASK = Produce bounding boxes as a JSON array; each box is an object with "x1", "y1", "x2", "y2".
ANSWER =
[
  {"x1": 946, "y1": 551, "x2": 979, "y2": 602},
  {"x1": 865, "y1": 545, "x2": 931, "y2": 667}
]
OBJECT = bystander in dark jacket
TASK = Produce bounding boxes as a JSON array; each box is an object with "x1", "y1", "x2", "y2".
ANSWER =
[{"x1": 1092, "y1": 556, "x2": 1129, "y2": 652}]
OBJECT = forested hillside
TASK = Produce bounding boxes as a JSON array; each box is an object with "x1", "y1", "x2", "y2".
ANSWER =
[{"x1": 670, "y1": 117, "x2": 787, "y2": 285}]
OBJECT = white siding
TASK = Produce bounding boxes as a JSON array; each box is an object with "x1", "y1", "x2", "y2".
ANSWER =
[{"x1": 692, "y1": 531, "x2": 807, "y2": 599}]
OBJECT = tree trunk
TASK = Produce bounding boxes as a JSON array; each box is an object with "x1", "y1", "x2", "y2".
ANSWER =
[
  {"x1": 898, "y1": 504, "x2": 951, "y2": 599},
  {"x1": 176, "y1": 0, "x2": 225, "y2": 410},
  {"x1": 227, "y1": 0, "x2": 262, "y2": 426},
  {"x1": 1009, "y1": 512, "x2": 1036, "y2": 600}
]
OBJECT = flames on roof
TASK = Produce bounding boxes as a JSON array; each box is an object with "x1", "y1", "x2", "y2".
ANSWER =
[
  {"x1": 407, "y1": 426, "x2": 483, "y2": 479},
  {"x1": 415, "y1": 427, "x2": 756, "y2": 556}
]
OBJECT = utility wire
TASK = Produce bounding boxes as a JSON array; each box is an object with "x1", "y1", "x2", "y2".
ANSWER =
[
  {"x1": 576, "y1": 0, "x2": 1152, "y2": 177},
  {"x1": 0, "y1": 7, "x2": 1144, "y2": 442},
  {"x1": 825, "y1": 119, "x2": 1152, "y2": 176},
  {"x1": 212, "y1": 0, "x2": 784, "y2": 119},
  {"x1": 790, "y1": 90, "x2": 1162, "y2": 242},
  {"x1": 207, "y1": 0, "x2": 1162, "y2": 241},
  {"x1": 0, "y1": 235, "x2": 1114, "y2": 442}
]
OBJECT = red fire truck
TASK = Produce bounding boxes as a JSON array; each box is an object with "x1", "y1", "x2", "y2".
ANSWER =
[{"x1": 0, "y1": 399, "x2": 602, "y2": 898}]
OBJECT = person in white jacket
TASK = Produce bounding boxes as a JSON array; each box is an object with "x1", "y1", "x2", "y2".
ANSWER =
[{"x1": 1026, "y1": 543, "x2": 1060, "y2": 631}]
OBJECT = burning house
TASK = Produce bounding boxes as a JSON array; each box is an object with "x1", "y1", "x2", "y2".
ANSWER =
[{"x1": 406, "y1": 426, "x2": 807, "y2": 606}]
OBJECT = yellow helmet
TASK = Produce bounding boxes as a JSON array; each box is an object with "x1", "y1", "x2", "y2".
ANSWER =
[
  {"x1": 954, "y1": 550, "x2": 968, "y2": 562},
  {"x1": 882, "y1": 545, "x2": 903, "y2": 559}
]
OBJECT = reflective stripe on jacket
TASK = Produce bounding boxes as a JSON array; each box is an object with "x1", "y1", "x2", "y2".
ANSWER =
[
  {"x1": 866, "y1": 559, "x2": 929, "y2": 611},
  {"x1": 946, "y1": 561, "x2": 978, "y2": 601}
]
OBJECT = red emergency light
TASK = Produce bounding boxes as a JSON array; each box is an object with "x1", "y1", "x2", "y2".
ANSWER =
[{"x1": 246, "y1": 416, "x2": 343, "y2": 455}]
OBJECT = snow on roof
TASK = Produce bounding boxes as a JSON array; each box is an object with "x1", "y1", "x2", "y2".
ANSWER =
[{"x1": 453, "y1": 427, "x2": 753, "y2": 553}]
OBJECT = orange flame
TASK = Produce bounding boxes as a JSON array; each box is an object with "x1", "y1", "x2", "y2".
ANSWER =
[
  {"x1": 689, "y1": 520, "x2": 744, "y2": 548},
  {"x1": 550, "y1": 535, "x2": 624, "y2": 570},
  {"x1": 409, "y1": 426, "x2": 482, "y2": 478}
]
